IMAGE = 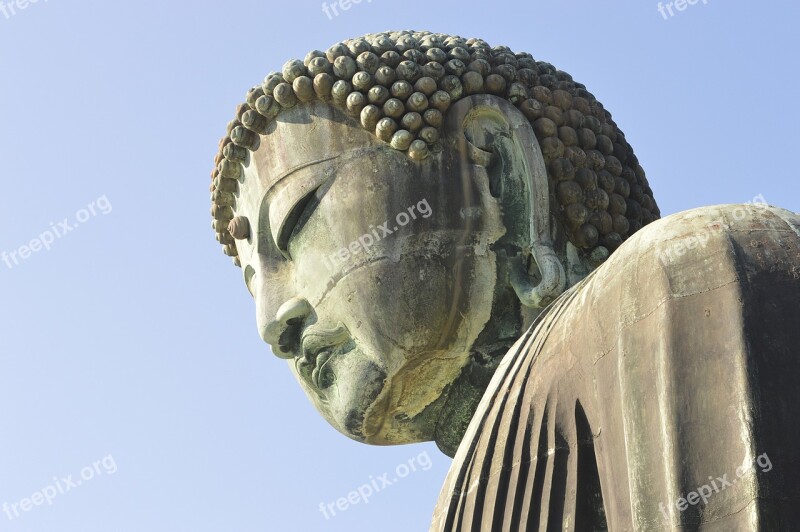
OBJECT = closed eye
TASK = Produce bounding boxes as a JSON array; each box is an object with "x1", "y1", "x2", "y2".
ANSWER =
[{"x1": 275, "y1": 186, "x2": 322, "y2": 256}]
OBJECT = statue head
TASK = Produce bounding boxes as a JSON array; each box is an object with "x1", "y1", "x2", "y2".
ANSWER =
[{"x1": 209, "y1": 31, "x2": 659, "y2": 455}]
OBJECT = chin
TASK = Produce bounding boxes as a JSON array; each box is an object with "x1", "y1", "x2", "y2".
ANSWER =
[{"x1": 301, "y1": 362, "x2": 391, "y2": 442}]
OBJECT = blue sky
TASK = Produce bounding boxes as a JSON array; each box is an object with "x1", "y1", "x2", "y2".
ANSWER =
[{"x1": 0, "y1": 1, "x2": 797, "y2": 531}]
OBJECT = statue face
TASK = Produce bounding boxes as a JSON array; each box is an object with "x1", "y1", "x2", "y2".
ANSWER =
[{"x1": 234, "y1": 102, "x2": 508, "y2": 444}]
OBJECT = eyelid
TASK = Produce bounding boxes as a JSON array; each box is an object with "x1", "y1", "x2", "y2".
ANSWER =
[
  {"x1": 265, "y1": 149, "x2": 378, "y2": 257},
  {"x1": 274, "y1": 186, "x2": 323, "y2": 256},
  {"x1": 265, "y1": 161, "x2": 336, "y2": 258}
]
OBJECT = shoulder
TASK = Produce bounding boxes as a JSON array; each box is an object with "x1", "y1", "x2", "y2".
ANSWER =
[
  {"x1": 581, "y1": 204, "x2": 800, "y2": 306},
  {"x1": 623, "y1": 203, "x2": 799, "y2": 266}
]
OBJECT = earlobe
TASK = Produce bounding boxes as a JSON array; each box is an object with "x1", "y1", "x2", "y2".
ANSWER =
[{"x1": 444, "y1": 95, "x2": 566, "y2": 308}]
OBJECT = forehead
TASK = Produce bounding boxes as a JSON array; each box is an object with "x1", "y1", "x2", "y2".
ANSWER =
[{"x1": 251, "y1": 101, "x2": 380, "y2": 195}]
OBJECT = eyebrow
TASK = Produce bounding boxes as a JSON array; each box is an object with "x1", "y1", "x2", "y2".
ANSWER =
[
  {"x1": 264, "y1": 144, "x2": 385, "y2": 196},
  {"x1": 265, "y1": 155, "x2": 340, "y2": 196}
]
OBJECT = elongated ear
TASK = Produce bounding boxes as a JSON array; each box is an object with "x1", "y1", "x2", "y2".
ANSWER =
[{"x1": 443, "y1": 95, "x2": 566, "y2": 308}]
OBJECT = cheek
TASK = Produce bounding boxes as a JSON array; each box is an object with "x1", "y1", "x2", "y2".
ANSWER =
[{"x1": 314, "y1": 248, "x2": 499, "y2": 361}]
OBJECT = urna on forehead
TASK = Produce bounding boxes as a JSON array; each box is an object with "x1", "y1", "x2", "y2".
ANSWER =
[{"x1": 209, "y1": 30, "x2": 660, "y2": 267}]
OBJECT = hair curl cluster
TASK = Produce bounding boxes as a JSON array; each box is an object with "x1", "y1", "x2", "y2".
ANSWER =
[{"x1": 210, "y1": 30, "x2": 660, "y2": 266}]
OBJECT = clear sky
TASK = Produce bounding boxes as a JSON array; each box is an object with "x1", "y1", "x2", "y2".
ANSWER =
[{"x1": 0, "y1": 1, "x2": 797, "y2": 531}]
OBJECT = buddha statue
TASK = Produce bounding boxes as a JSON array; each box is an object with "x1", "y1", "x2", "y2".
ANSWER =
[{"x1": 208, "y1": 30, "x2": 800, "y2": 530}]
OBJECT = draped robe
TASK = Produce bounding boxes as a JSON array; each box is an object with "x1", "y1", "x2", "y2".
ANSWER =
[{"x1": 431, "y1": 204, "x2": 800, "y2": 531}]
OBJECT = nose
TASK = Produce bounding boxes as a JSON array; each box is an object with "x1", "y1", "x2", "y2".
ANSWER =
[{"x1": 261, "y1": 297, "x2": 313, "y2": 359}]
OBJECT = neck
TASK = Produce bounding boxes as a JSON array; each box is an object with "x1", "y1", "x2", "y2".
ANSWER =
[
  {"x1": 433, "y1": 341, "x2": 512, "y2": 457},
  {"x1": 431, "y1": 259, "x2": 545, "y2": 456}
]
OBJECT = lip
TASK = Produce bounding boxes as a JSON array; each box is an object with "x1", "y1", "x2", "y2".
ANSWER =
[
  {"x1": 301, "y1": 322, "x2": 350, "y2": 353},
  {"x1": 311, "y1": 350, "x2": 334, "y2": 388},
  {"x1": 297, "y1": 322, "x2": 350, "y2": 390}
]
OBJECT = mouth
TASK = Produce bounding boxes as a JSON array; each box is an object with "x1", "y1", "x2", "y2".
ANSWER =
[
  {"x1": 311, "y1": 349, "x2": 335, "y2": 389},
  {"x1": 296, "y1": 322, "x2": 351, "y2": 392},
  {"x1": 295, "y1": 345, "x2": 336, "y2": 389}
]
